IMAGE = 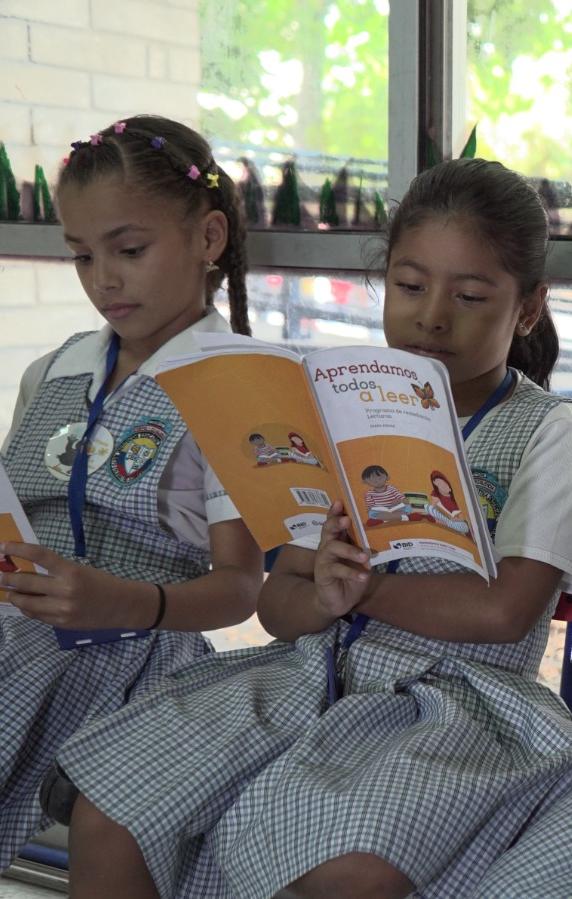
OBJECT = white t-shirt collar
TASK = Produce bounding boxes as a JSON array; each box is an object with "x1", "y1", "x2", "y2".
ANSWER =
[{"x1": 45, "y1": 307, "x2": 231, "y2": 401}]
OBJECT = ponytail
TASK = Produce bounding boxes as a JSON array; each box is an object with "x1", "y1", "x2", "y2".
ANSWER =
[{"x1": 508, "y1": 304, "x2": 559, "y2": 390}]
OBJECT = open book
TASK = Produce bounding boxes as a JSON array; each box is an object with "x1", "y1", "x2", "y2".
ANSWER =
[
  {"x1": 156, "y1": 335, "x2": 496, "y2": 581},
  {"x1": 0, "y1": 458, "x2": 149, "y2": 648}
]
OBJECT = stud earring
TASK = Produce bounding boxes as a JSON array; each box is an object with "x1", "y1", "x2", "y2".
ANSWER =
[
  {"x1": 205, "y1": 260, "x2": 219, "y2": 274},
  {"x1": 517, "y1": 321, "x2": 529, "y2": 336}
]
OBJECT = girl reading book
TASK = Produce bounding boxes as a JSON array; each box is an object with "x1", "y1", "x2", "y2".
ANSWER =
[
  {"x1": 0, "y1": 115, "x2": 262, "y2": 869},
  {"x1": 287, "y1": 431, "x2": 320, "y2": 466},
  {"x1": 52, "y1": 158, "x2": 572, "y2": 899},
  {"x1": 423, "y1": 469, "x2": 472, "y2": 536}
]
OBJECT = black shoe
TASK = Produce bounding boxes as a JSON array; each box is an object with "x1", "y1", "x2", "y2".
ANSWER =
[{"x1": 39, "y1": 763, "x2": 79, "y2": 826}]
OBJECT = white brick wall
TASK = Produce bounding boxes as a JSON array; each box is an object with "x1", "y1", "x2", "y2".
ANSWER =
[
  {"x1": 0, "y1": 0, "x2": 90, "y2": 28},
  {"x1": 0, "y1": 3, "x2": 203, "y2": 441},
  {"x1": 0, "y1": 260, "x2": 104, "y2": 442},
  {"x1": 91, "y1": 0, "x2": 198, "y2": 45},
  {"x1": 0, "y1": 102, "x2": 32, "y2": 144},
  {"x1": 0, "y1": 60, "x2": 92, "y2": 108},
  {"x1": 2, "y1": 18, "x2": 29, "y2": 60},
  {"x1": 31, "y1": 25, "x2": 148, "y2": 78}
]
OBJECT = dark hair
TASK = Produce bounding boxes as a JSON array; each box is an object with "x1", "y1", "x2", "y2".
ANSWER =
[
  {"x1": 57, "y1": 115, "x2": 250, "y2": 336},
  {"x1": 384, "y1": 158, "x2": 558, "y2": 389},
  {"x1": 248, "y1": 433, "x2": 265, "y2": 442},
  {"x1": 362, "y1": 465, "x2": 388, "y2": 480}
]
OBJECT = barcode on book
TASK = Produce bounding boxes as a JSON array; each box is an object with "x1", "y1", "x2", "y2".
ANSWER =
[{"x1": 290, "y1": 487, "x2": 331, "y2": 509}]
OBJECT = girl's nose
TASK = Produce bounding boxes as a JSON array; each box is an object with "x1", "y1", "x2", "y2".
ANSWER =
[
  {"x1": 416, "y1": 293, "x2": 450, "y2": 333},
  {"x1": 93, "y1": 259, "x2": 120, "y2": 294}
]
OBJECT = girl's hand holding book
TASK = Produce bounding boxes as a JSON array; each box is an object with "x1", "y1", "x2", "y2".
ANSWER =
[
  {"x1": 313, "y1": 501, "x2": 371, "y2": 621},
  {"x1": 0, "y1": 541, "x2": 156, "y2": 630}
]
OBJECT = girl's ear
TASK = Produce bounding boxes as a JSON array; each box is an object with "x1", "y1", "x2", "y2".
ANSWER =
[
  {"x1": 201, "y1": 209, "x2": 228, "y2": 264},
  {"x1": 516, "y1": 283, "x2": 548, "y2": 337}
]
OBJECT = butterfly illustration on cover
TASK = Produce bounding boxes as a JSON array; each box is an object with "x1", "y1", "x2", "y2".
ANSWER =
[{"x1": 411, "y1": 381, "x2": 440, "y2": 410}]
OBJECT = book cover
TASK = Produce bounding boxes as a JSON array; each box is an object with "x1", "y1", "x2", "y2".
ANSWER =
[{"x1": 156, "y1": 336, "x2": 495, "y2": 580}]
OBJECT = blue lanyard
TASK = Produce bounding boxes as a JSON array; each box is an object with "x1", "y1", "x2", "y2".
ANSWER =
[
  {"x1": 67, "y1": 333, "x2": 120, "y2": 557},
  {"x1": 325, "y1": 368, "x2": 516, "y2": 703},
  {"x1": 461, "y1": 368, "x2": 515, "y2": 441}
]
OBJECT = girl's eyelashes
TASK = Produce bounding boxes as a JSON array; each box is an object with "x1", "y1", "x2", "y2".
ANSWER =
[
  {"x1": 120, "y1": 245, "x2": 147, "y2": 258},
  {"x1": 71, "y1": 246, "x2": 147, "y2": 264},
  {"x1": 394, "y1": 281, "x2": 425, "y2": 294},
  {"x1": 393, "y1": 281, "x2": 487, "y2": 303},
  {"x1": 458, "y1": 293, "x2": 486, "y2": 303}
]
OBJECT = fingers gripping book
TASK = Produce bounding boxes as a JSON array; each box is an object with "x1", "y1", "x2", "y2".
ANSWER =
[
  {"x1": 0, "y1": 459, "x2": 45, "y2": 614},
  {"x1": 156, "y1": 335, "x2": 496, "y2": 581},
  {"x1": 0, "y1": 459, "x2": 148, "y2": 648}
]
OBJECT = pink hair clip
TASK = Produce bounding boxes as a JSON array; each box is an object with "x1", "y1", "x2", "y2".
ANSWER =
[
  {"x1": 187, "y1": 165, "x2": 201, "y2": 180},
  {"x1": 90, "y1": 133, "x2": 103, "y2": 146},
  {"x1": 113, "y1": 121, "x2": 127, "y2": 134},
  {"x1": 62, "y1": 156, "x2": 70, "y2": 166},
  {"x1": 206, "y1": 172, "x2": 219, "y2": 189}
]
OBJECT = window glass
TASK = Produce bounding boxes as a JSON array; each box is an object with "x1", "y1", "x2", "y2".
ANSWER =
[
  {"x1": 467, "y1": 0, "x2": 572, "y2": 235},
  {"x1": 240, "y1": 269, "x2": 384, "y2": 349},
  {"x1": 1, "y1": 2, "x2": 389, "y2": 231}
]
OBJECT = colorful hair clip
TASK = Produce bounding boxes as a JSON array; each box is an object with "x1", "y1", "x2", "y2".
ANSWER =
[
  {"x1": 70, "y1": 141, "x2": 84, "y2": 151},
  {"x1": 113, "y1": 121, "x2": 127, "y2": 134},
  {"x1": 90, "y1": 133, "x2": 103, "y2": 146},
  {"x1": 187, "y1": 165, "x2": 201, "y2": 180},
  {"x1": 206, "y1": 172, "x2": 220, "y2": 189},
  {"x1": 151, "y1": 136, "x2": 166, "y2": 149},
  {"x1": 62, "y1": 156, "x2": 70, "y2": 166}
]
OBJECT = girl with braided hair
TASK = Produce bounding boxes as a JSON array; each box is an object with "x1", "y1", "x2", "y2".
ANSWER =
[{"x1": 0, "y1": 114, "x2": 262, "y2": 867}]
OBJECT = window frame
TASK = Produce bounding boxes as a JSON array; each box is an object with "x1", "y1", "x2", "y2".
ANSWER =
[{"x1": 2, "y1": 2, "x2": 571, "y2": 281}]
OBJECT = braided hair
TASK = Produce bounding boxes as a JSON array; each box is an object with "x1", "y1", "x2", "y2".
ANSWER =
[{"x1": 57, "y1": 115, "x2": 250, "y2": 336}]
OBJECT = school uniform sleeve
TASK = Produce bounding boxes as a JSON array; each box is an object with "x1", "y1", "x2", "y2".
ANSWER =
[
  {"x1": 1, "y1": 351, "x2": 56, "y2": 454},
  {"x1": 494, "y1": 403, "x2": 572, "y2": 592},
  {"x1": 157, "y1": 432, "x2": 240, "y2": 551}
]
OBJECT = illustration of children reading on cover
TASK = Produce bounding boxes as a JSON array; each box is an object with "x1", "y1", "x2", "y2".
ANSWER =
[
  {"x1": 424, "y1": 470, "x2": 472, "y2": 538},
  {"x1": 286, "y1": 432, "x2": 320, "y2": 467},
  {"x1": 248, "y1": 433, "x2": 283, "y2": 465},
  {"x1": 362, "y1": 465, "x2": 411, "y2": 525}
]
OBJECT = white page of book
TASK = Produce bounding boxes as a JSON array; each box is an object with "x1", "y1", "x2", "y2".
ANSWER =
[{"x1": 0, "y1": 458, "x2": 42, "y2": 615}]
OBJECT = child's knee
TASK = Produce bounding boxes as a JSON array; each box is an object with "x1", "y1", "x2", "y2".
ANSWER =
[
  {"x1": 283, "y1": 851, "x2": 413, "y2": 899},
  {"x1": 70, "y1": 793, "x2": 121, "y2": 845}
]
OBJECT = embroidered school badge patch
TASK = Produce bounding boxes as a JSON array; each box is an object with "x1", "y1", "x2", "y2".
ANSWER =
[
  {"x1": 471, "y1": 468, "x2": 508, "y2": 540},
  {"x1": 110, "y1": 419, "x2": 171, "y2": 485}
]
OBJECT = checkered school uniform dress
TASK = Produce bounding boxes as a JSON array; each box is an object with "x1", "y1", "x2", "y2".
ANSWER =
[
  {"x1": 469, "y1": 784, "x2": 572, "y2": 898},
  {"x1": 0, "y1": 333, "x2": 213, "y2": 869},
  {"x1": 57, "y1": 376, "x2": 572, "y2": 899}
]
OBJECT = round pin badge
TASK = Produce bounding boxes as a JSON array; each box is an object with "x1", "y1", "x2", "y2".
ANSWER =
[{"x1": 45, "y1": 421, "x2": 114, "y2": 482}]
